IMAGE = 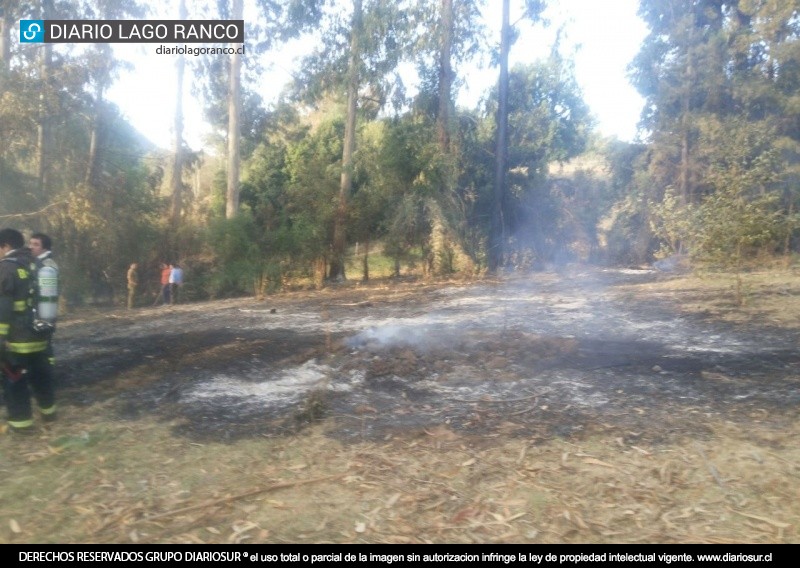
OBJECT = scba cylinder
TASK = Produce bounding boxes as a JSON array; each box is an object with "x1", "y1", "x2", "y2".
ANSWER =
[{"x1": 37, "y1": 265, "x2": 58, "y2": 322}]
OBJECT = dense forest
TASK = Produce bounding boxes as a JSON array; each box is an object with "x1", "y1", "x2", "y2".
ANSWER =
[{"x1": 1, "y1": 0, "x2": 799, "y2": 305}]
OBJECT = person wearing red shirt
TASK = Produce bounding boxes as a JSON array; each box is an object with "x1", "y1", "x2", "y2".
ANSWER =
[{"x1": 153, "y1": 263, "x2": 172, "y2": 306}]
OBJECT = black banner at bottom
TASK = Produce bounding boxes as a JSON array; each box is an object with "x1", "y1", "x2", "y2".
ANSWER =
[{"x1": 6, "y1": 544, "x2": 784, "y2": 567}]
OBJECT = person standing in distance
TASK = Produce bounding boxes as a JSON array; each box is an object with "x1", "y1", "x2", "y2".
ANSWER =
[
  {"x1": 154, "y1": 263, "x2": 171, "y2": 306},
  {"x1": 1, "y1": 228, "x2": 56, "y2": 433},
  {"x1": 169, "y1": 263, "x2": 184, "y2": 305},
  {"x1": 126, "y1": 263, "x2": 138, "y2": 309}
]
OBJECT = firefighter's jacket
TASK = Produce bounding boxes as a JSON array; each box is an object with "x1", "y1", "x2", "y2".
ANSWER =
[{"x1": 0, "y1": 248, "x2": 47, "y2": 354}]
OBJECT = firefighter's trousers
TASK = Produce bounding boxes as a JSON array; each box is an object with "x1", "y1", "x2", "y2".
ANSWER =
[{"x1": 2, "y1": 350, "x2": 55, "y2": 429}]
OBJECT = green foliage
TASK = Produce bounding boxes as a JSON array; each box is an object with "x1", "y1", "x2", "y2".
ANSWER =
[
  {"x1": 384, "y1": 193, "x2": 430, "y2": 272},
  {"x1": 363, "y1": 116, "x2": 438, "y2": 271},
  {"x1": 291, "y1": 0, "x2": 413, "y2": 109},
  {"x1": 649, "y1": 187, "x2": 694, "y2": 257},
  {"x1": 204, "y1": 213, "x2": 266, "y2": 298},
  {"x1": 650, "y1": 117, "x2": 791, "y2": 283},
  {"x1": 626, "y1": 0, "x2": 800, "y2": 271},
  {"x1": 234, "y1": 102, "x2": 347, "y2": 285},
  {"x1": 408, "y1": 0, "x2": 486, "y2": 96},
  {"x1": 691, "y1": 118, "x2": 786, "y2": 267},
  {"x1": 598, "y1": 139, "x2": 657, "y2": 265}
]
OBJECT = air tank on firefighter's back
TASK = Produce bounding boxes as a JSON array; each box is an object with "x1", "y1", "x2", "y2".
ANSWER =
[{"x1": 37, "y1": 264, "x2": 58, "y2": 323}]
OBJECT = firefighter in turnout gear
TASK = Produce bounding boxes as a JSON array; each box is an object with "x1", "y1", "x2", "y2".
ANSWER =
[{"x1": 0, "y1": 228, "x2": 56, "y2": 434}]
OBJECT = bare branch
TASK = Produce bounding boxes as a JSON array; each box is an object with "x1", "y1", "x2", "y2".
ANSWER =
[{"x1": 0, "y1": 200, "x2": 68, "y2": 219}]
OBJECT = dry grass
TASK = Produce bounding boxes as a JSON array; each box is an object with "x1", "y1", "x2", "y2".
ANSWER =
[
  {"x1": 619, "y1": 268, "x2": 800, "y2": 327},
  {"x1": 2, "y1": 412, "x2": 798, "y2": 544}
]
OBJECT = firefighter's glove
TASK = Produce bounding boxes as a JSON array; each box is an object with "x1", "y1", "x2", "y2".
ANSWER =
[{"x1": 32, "y1": 319, "x2": 55, "y2": 337}]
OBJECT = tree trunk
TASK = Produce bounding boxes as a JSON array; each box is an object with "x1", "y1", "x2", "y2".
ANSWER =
[
  {"x1": 0, "y1": 12, "x2": 10, "y2": 85},
  {"x1": 226, "y1": 0, "x2": 243, "y2": 219},
  {"x1": 426, "y1": 0, "x2": 458, "y2": 276},
  {"x1": 37, "y1": 0, "x2": 53, "y2": 194},
  {"x1": 329, "y1": 0, "x2": 363, "y2": 281},
  {"x1": 679, "y1": 15, "x2": 695, "y2": 206},
  {"x1": 734, "y1": 241, "x2": 743, "y2": 306},
  {"x1": 783, "y1": 196, "x2": 794, "y2": 267},
  {"x1": 437, "y1": 0, "x2": 453, "y2": 153},
  {"x1": 85, "y1": 81, "x2": 103, "y2": 188},
  {"x1": 488, "y1": 0, "x2": 510, "y2": 274},
  {"x1": 679, "y1": 68, "x2": 692, "y2": 207},
  {"x1": 361, "y1": 238, "x2": 369, "y2": 282},
  {"x1": 170, "y1": 0, "x2": 188, "y2": 225}
]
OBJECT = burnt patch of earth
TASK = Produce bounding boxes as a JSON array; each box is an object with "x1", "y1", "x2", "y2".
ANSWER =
[{"x1": 36, "y1": 268, "x2": 800, "y2": 445}]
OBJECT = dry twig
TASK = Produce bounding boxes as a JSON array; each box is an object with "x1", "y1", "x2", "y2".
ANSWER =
[{"x1": 93, "y1": 474, "x2": 346, "y2": 535}]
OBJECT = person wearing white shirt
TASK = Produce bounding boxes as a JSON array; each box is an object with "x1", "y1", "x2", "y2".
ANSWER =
[{"x1": 169, "y1": 263, "x2": 184, "y2": 305}]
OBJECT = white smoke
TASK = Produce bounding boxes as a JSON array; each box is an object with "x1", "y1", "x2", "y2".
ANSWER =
[{"x1": 182, "y1": 360, "x2": 363, "y2": 408}]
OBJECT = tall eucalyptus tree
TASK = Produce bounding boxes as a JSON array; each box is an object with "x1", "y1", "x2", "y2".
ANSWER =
[
  {"x1": 226, "y1": 0, "x2": 244, "y2": 218},
  {"x1": 488, "y1": 0, "x2": 547, "y2": 272},
  {"x1": 411, "y1": 0, "x2": 485, "y2": 275},
  {"x1": 292, "y1": 0, "x2": 413, "y2": 280},
  {"x1": 632, "y1": 0, "x2": 727, "y2": 207},
  {"x1": 170, "y1": 0, "x2": 188, "y2": 225},
  {"x1": 36, "y1": 0, "x2": 53, "y2": 193},
  {"x1": 488, "y1": 0, "x2": 510, "y2": 273},
  {"x1": 194, "y1": 0, "x2": 301, "y2": 219},
  {"x1": 329, "y1": 0, "x2": 363, "y2": 280}
]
